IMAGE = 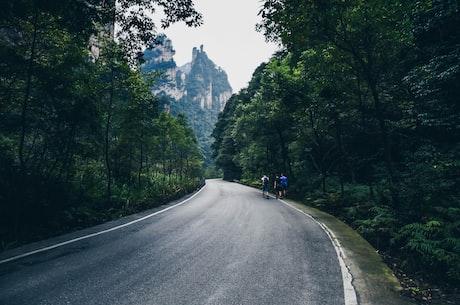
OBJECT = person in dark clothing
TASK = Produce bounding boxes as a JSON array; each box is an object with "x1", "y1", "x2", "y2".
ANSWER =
[
  {"x1": 261, "y1": 175, "x2": 270, "y2": 198},
  {"x1": 274, "y1": 174, "x2": 283, "y2": 199}
]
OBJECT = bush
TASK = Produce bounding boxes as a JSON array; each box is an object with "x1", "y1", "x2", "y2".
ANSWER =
[{"x1": 391, "y1": 217, "x2": 460, "y2": 283}]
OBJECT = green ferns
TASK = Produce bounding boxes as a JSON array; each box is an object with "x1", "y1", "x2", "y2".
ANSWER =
[{"x1": 392, "y1": 215, "x2": 460, "y2": 282}]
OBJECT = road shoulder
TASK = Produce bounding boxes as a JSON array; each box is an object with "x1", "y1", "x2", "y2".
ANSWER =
[{"x1": 284, "y1": 199, "x2": 415, "y2": 305}]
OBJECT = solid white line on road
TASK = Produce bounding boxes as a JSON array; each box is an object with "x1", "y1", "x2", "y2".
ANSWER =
[
  {"x1": 278, "y1": 199, "x2": 359, "y2": 305},
  {"x1": 0, "y1": 185, "x2": 206, "y2": 265}
]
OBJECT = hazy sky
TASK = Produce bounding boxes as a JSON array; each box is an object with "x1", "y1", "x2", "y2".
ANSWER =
[{"x1": 159, "y1": 0, "x2": 279, "y2": 93}]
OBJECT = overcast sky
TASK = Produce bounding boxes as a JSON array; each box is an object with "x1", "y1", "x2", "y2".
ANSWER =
[{"x1": 158, "y1": 0, "x2": 279, "y2": 93}]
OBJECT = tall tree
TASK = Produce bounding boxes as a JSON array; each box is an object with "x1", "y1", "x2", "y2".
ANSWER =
[
  {"x1": 404, "y1": 0, "x2": 460, "y2": 142},
  {"x1": 258, "y1": 0, "x2": 416, "y2": 205},
  {"x1": 115, "y1": 0, "x2": 202, "y2": 64},
  {"x1": 0, "y1": 0, "x2": 204, "y2": 245},
  {"x1": 212, "y1": 95, "x2": 243, "y2": 181}
]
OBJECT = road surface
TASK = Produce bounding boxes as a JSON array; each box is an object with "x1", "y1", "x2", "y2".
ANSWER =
[{"x1": 0, "y1": 179, "x2": 349, "y2": 305}]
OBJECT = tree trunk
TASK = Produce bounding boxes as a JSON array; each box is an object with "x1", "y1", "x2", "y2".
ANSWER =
[
  {"x1": 138, "y1": 142, "x2": 143, "y2": 189},
  {"x1": 105, "y1": 68, "x2": 114, "y2": 203},
  {"x1": 19, "y1": 11, "x2": 39, "y2": 178},
  {"x1": 368, "y1": 79, "x2": 400, "y2": 206}
]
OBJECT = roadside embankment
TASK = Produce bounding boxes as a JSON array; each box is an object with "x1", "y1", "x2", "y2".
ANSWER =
[{"x1": 283, "y1": 199, "x2": 415, "y2": 305}]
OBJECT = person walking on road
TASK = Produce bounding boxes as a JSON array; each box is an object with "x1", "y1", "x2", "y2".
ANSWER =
[
  {"x1": 280, "y1": 173, "x2": 288, "y2": 198},
  {"x1": 274, "y1": 174, "x2": 283, "y2": 199},
  {"x1": 261, "y1": 175, "x2": 270, "y2": 199}
]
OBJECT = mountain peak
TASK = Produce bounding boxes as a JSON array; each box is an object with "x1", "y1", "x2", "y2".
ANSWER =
[{"x1": 141, "y1": 35, "x2": 233, "y2": 164}]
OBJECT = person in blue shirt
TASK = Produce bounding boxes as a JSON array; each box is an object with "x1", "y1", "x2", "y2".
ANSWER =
[
  {"x1": 274, "y1": 174, "x2": 283, "y2": 199},
  {"x1": 280, "y1": 173, "x2": 288, "y2": 198}
]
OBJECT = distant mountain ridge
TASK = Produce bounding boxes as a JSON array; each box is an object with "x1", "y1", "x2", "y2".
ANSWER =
[{"x1": 141, "y1": 35, "x2": 232, "y2": 164}]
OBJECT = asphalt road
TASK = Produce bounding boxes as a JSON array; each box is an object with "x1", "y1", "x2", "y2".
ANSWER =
[{"x1": 0, "y1": 179, "x2": 349, "y2": 305}]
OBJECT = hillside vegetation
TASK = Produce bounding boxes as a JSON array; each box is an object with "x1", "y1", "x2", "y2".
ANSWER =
[
  {"x1": 212, "y1": 0, "x2": 460, "y2": 299},
  {"x1": 141, "y1": 38, "x2": 232, "y2": 166},
  {"x1": 0, "y1": 0, "x2": 204, "y2": 247}
]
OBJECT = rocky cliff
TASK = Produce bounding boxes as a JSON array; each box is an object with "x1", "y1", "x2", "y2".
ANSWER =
[{"x1": 141, "y1": 35, "x2": 233, "y2": 164}]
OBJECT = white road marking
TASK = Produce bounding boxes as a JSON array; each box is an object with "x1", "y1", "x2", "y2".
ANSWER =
[
  {"x1": 0, "y1": 185, "x2": 206, "y2": 265},
  {"x1": 2, "y1": 183, "x2": 358, "y2": 305},
  {"x1": 278, "y1": 199, "x2": 359, "y2": 305}
]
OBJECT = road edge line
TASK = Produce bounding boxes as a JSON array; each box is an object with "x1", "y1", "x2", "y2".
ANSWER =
[
  {"x1": 278, "y1": 199, "x2": 359, "y2": 305},
  {"x1": 0, "y1": 185, "x2": 207, "y2": 265}
]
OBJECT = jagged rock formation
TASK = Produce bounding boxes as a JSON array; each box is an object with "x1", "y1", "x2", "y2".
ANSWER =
[
  {"x1": 187, "y1": 45, "x2": 232, "y2": 112},
  {"x1": 142, "y1": 37, "x2": 186, "y2": 101},
  {"x1": 142, "y1": 35, "x2": 233, "y2": 164}
]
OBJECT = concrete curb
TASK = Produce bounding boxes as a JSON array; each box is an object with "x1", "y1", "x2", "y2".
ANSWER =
[{"x1": 283, "y1": 199, "x2": 415, "y2": 305}]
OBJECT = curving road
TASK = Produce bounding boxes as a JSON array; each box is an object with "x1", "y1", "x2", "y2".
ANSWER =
[{"x1": 0, "y1": 179, "x2": 349, "y2": 305}]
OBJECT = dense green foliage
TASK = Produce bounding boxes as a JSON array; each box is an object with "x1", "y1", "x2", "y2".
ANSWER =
[
  {"x1": 0, "y1": 0, "x2": 204, "y2": 247},
  {"x1": 213, "y1": 0, "x2": 460, "y2": 285}
]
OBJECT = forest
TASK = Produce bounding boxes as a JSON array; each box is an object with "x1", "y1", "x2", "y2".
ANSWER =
[
  {"x1": 1, "y1": 0, "x2": 459, "y2": 302},
  {"x1": 0, "y1": 0, "x2": 204, "y2": 247},
  {"x1": 212, "y1": 0, "x2": 460, "y2": 298}
]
